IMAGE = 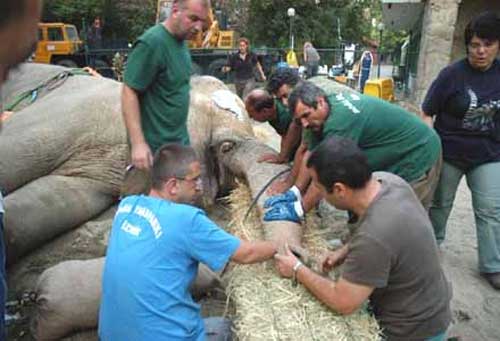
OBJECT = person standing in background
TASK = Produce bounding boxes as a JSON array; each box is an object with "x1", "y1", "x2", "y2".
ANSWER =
[
  {"x1": 358, "y1": 50, "x2": 373, "y2": 93},
  {"x1": 87, "y1": 17, "x2": 103, "y2": 50},
  {"x1": 303, "y1": 41, "x2": 320, "y2": 79},
  {"x1": 120, "y1": 0, "x2": 209, "y2": 196},
  {"x1": 421, "y1": 11, "x2": 500, "y2": 290},
  {"x1": 223, "y1": 37, "x2": 266, "y2": 99}
]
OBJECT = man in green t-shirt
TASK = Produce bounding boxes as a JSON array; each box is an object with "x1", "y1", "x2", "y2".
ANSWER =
[
  {"x1": 263, "y1": 81, "x2": 441, "y2": 223},
  {"x1": 245, "y1": 88, "x2": 300, "y2": 163},
  {"x1": 121, "y1": 0, "x2": 209, "y2": 195}
]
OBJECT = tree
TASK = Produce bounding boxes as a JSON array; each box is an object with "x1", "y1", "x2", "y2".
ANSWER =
[{"x1": 42, "y1": 0, "x2": 156, "y2": 44}]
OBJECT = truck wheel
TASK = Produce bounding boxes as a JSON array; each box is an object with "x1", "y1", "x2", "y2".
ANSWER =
[
  {"x1": 208, "y1": 59, "x2": 228, "y2": 81},
  {"x1": 56, "y1": 59, "x2": 78, "y2": 68}
]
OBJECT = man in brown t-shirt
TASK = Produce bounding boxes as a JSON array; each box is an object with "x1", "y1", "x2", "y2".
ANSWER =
[{"x1": 275, "y1": 136, "x2": 451, "y2": 340}]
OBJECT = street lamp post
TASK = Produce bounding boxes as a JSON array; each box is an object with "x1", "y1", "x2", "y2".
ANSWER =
[
  {"x1": 377, "y1": 22, "x2": 385, "y2": 78},
  {"x1": 287, "y1": 7, "x2": 296, "y2": 50}
]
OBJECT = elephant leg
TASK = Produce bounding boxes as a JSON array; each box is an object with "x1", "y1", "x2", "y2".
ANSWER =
[{"x1": 4, "y1": 175, "x2": 114, "y2": 264}]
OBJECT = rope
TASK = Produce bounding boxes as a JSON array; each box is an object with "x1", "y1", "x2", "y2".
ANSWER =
[
  {"x1": 242, "y1": 167, "x2": 291, "y2": 223},
  {"x1": 5, "y1": 68, "x2": 91, "y2": 112}
]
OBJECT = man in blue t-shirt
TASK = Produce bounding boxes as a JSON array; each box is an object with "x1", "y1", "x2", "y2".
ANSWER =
[{"x1": 99, "y1": 143, "x2": 277, "y2": 341}]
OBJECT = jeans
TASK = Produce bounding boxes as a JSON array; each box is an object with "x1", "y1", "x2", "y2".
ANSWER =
[
  {"x1": 0, "y1": 213, "x2": 5, "y2": 339},
  {"x1": 306, "y1": 61, "x2": 319, "y2": 78},
  {"x1": 204, "y1": 317, "x2": 232, "y2": 341},
  {"x1": 234, "y1": 78, "x2": 256, "y2": 99},
  {"x1": 430, "y1": 161, "x2": 500, "y2": 273}
]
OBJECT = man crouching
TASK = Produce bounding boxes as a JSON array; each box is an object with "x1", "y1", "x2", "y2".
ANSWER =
[
  {"x1": 275, "y1": 136, "x2": 452, "y2": 341},
  {"x1": 99, "y1": 143, "x2": 277, "y2": 340}
]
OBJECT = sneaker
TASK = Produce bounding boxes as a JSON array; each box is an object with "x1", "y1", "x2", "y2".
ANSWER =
[{"x1": 482, "y1": 272, "x2": 500, "y2": 290}]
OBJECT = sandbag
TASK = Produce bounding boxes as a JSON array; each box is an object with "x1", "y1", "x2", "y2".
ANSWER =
[
  {"x1": 5, "y1": 176, "x2": 113, "y2": 263},
  {"x1": 32, "y1": 258, "x2": 221, "y2": 340}
]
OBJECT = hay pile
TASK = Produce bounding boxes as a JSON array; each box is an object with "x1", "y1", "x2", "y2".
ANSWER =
[{"x1": 223, "y1": 183, "x2": 381, "y2": 340}]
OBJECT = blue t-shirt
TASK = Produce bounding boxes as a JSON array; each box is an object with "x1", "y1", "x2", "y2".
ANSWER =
[
  {"x1": 99, "y1": 195, "x2": 240, "y2": 341},
  {"x1": 422, "y1": 58, "x2": 500, "y2": 170}
]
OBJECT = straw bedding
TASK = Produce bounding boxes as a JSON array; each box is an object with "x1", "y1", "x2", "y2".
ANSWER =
[{"x1": 222, "y1": 182, "x2": 381, "y2": 340}]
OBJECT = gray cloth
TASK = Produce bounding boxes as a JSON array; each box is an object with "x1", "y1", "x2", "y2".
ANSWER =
[
  {"x1": 342, "y1": 172, "x2": 451, "y2": 340},
  {"x1": 305, "y1": 46, "x2": 320, "y2": 63},
  {"x1": 0, "y1": 191, "x2": 3, "y2": 214}
]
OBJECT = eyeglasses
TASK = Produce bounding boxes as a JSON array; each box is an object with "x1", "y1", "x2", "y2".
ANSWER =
[{"x1": 175, "y1": 175, "x2": 202, "y2": 187}]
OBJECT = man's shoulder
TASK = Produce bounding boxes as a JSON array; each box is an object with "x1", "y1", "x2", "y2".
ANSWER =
[{"x1": 138, "y1": 24, "x2": 169, "y2": 45}]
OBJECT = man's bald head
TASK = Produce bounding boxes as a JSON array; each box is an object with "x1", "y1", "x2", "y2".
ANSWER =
[{"x1": 245, "y1": 88, "x2": 276, "y2": 122}]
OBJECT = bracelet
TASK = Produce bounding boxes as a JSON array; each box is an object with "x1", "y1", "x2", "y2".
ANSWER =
[{"x1": 292, "y1": 260, "x2": 303, "y2": 287}]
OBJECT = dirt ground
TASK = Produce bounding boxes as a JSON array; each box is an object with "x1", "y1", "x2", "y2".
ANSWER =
[{"x1": 438, "y1": 180, "x2": 500, "y2": 340}]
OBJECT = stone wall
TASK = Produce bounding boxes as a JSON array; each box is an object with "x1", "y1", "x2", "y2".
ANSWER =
[
  {"x1": 413, "y1": 0, "x2": 461, "y2": 105},
  {"x1": 451, "y1": 1, "x2": 500, "y2": 62}
]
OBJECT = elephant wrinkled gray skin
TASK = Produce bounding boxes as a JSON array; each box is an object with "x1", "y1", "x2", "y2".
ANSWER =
[{"x1": 0, "y1": 63, "x2": 303, "y2": 265}]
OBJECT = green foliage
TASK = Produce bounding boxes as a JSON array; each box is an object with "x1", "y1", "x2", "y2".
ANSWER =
[
  {"x1": 40, "y1": 0, "x2": 406, "y2": 55},
  {"x1": 42, "y1": 0, "x2": 156, "y2": 43},
  {"x1": 243, "y1": 0, "x2": 378, "y2": 49}
]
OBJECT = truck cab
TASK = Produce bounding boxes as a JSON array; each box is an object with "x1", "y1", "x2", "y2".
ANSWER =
[{"x1": 33, "y1": 23, "x2": 83, "y2": 67}]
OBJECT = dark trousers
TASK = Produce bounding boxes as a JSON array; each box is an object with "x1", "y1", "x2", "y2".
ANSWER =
[{"x1": 0, "y1": 213, "x2": 6, "y2": 339}]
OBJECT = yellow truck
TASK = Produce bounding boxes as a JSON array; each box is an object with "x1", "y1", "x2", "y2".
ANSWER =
[
  {"x1": 32, "y1": 22, "x2": 115, "y2": 77},
  {"x1": 33, "y1": 23, "x2": 83, "y2": 68}
]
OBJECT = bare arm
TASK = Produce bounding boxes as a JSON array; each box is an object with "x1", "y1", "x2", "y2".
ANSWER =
[
  {"x1": 275, "y1": 244, "x2": 373, "y2": 315},
  {"x1": 297, "y1": 268, "x2": 373, "y2": 315},
  {"x1": 420, "y1": 111, "x2": 434, "y2": 128},
  {"x1": 279, "y1": 121, "x2": 302, "y2": 161},
  {"x1": 266, "y1": 141, "x2": 307, "y2": 195},
  {"x1": 259, "y1": 122, "x2": 302, "y2": 164},
  {"x1": 294, "y1": 149, "x2": 312, "y2": 193},
  {"x1": 256, "y1": 61, "x2": 266, "y2": 81},
  {"x1": 301, "y1": 183, "x2": 323, "y2": 213},
  {"x1": 320, "y1": 244, "x2": 350, "y2": 273},
  {"x1": 231, "y1": 240, "x2": 277, "y2": 264},
  {"x1": 122, "y1": 84, "x2": 153, "y2": 170}
]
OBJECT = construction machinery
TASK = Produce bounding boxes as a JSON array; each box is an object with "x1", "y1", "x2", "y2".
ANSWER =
[
  {"x1": 33, "y1": 23, "x2": 84, "y2": 68},
  {"x1": 32, "y1": 22, "x2": 116, "y2": 77}
]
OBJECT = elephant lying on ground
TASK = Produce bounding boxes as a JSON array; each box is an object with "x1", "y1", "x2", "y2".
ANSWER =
[
  {"x1": 1, "y1": 64, "x2": 302, "y2": 265},
  {"x1": 2, "y1": 63, "x2": 307, "y2": 339}
]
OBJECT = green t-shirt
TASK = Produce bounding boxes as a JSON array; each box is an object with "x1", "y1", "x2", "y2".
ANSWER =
[
  {"x1": 304, "y1": 92, "x2": 441, "y2": 182},
  {"x1": 124, "y1": 24, "x2": 192, "y2": 152},
  {"x1": 269, "y1": 99, "x2": 292, "y2": 136}
]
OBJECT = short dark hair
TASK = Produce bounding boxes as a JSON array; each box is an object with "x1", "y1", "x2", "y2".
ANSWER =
[
  {"x1": 307, "y1": 136, "x2": 371, "y2": 191},
  {"x1": 151, "y1": 143, "x2": 198, "y2": 190},
  {"x1": 464, "y1": 11, "x2": 500, "y2": 47},
  {"x1": 245, "y1": 89, "x2": 274, "y2": 111},
  {"x1": 266, "y1": 67, "x2": 300, "y2": 95},
  {"x1": 0, "y1": 0, "x2": 26, "y2": 29},
  {"x1": 288, "y1": 81, "x2": 328, "y2": 115}
]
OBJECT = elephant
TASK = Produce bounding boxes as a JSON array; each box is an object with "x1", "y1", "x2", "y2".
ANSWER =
[
  {"x1": 1, "y1": 63, "x2": 327, "y2": 339},
  {"x1": 1, "y1": 62, "x2": 303, "y2": 265}
]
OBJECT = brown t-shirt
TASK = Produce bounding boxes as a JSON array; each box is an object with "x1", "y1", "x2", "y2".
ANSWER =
[{"x1": 342, "y1": 172, "x2": 451, "y2": 340}]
